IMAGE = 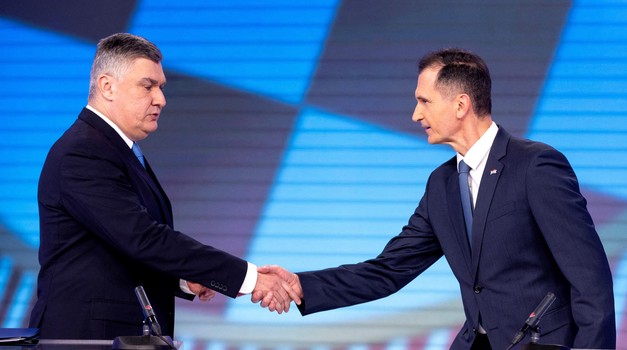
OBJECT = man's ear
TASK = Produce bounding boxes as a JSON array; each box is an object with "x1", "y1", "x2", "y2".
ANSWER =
[
  {"x1": 97, "y1": 74, "x2": 115, "y2": 101},
  {"x1": 456, "y1": 93, "x2": 471, "y2": 119}
]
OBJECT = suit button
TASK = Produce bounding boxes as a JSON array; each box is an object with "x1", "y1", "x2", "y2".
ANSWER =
[{"x1": 474, "y1": 286, "x2": 483, "y2": 294}]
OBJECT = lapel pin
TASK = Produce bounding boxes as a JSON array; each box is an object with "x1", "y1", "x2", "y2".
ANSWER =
[{"x1": 490, "y1": 169, "x2": 497, "y2": 175}]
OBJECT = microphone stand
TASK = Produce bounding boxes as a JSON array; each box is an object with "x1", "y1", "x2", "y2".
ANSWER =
[
  {"x1": 112, "y1": 286, "x2": 177, "y2": 350},
  {"x1": 507, "y1": 292, "x2": 569, "y2": 350},
  {"x1": 520, "y1": 325, "x2": 569, "y2": 350},
  {"x1": 111, "y1": 320, "x2": 176, "y2": 350}
]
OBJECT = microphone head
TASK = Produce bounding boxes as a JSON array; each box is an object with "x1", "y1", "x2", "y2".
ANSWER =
[
  {"x1": 135, "y1": 286, "x2": 156, "y2": 318},
  {"x1": 526, "y1": 292, "x2": 556, "y2": 327}
]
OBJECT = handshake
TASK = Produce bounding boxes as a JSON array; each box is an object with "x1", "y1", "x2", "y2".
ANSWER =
[{"x1": 187, "y1": 265, "x2": 303, "y2": 314}]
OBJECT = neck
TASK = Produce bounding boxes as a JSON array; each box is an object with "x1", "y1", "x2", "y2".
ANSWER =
[{"x1": 451, "y1": 115, "x2": 492, "y2": 156}]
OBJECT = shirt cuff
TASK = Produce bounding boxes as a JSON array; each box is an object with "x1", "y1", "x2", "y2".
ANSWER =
[
  {"x1": 179, "y1": 279, "x2": 194, "y2": 295},
  {"x1": 238, "y1": 262, "x2": 258, "y2": 294}
]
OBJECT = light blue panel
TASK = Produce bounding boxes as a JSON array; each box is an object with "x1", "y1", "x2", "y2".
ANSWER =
[
  {"x1": 2, "y1": 270, "x2": 36, "y2": 328},
  {"x1": 526, "y1": 114, "x2": 627, "y2": 133},
  {"x1": 0, "y1": 17, "x2": 93, "y2": 247},
  {"x1": 548, "y1": 62, "x2": 627, "y2": 77},
  {"x1": 0, "y1": 257, "x2": 13, "y2": 306},
  {"x1": 227, "y1": 108, "x2": 458, "y2": 324},
  {"x1": 129, "y1": 0, "x2": 339, "y2": 104},
  {"x1": 535, "y1": 97, "x2": 627, "y2": 113},
  {"x1": 261, "y1": 201, "x2": 417, "y2": 221},
  {"x1": 425, "y1": 328, "x2": 454, "y2": 350},
  {"x1": 614, "y1": 251, "x2": 627, "y2": 330},
  {"x1": 276, "y1": 166, "x2": 434, "y2": 185},
  {"x1": 527, "y1": 1, "x2": 627, "y2": 200},
  {"x1": 271, "y1": 184, "x2": 424, "y2": 201},
  {"x1": 285, "y1": 149, "x2": 445, "y2": 166},
  {"x1": 543, "y1": 79, "x2": 627, "y2": 95},
  {"x1": 255, "y1": 218, "x2": 413, "y2": 238}
]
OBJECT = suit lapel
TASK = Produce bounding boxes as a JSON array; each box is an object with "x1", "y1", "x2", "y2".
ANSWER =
[
  {"x1": 470, "y1": 128, "x2": 510, "y2": 275},
  {"x1": 78, "y1": 108, "x2": 174, "y2": 226},
  {"x1": 143, "y1": 159, "x2": 174, "y2": 226}
]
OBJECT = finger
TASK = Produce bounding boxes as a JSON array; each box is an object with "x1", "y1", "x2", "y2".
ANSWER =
[
  {"x1": 251, "y1": 290, "x2": 264, "y2": 304},
  {"x1": 282, "y1": 281, "x2": 301, "y2": 306},
  {"x1": 260, "y1": 291, "x2": 273, "y2": 308},
  {"x1": 268, "y1": 299, "x2": 276, "y2": 313},
  {"x1": 271, "y1": 298, "x2": 285, "y2": 314},
  {"x1": 200, "y1": 290, "x2": 215, "y2": 301},
  {"x1": 268, "y1": 299, "x2": 277, "y2": 313},
  {"x1": 270, "y1": 295, "x2": 285, "y2": 314},
  {"x1": 281, "y1": 286, "x2": 291, "y2": 313},
  {"x1": 274, "y1": 282, "x2": 291, "y2": 311}
]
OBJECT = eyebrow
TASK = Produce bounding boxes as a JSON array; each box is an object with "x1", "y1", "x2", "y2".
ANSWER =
[
  {"x1": 415, "y1": 94, "x2": 431, "y2": 102},
  {"x1": 140, "y1": 77, "x2": 166, "y2": 87}
]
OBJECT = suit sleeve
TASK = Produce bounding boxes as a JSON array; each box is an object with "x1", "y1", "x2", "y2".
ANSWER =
[
  {"x1": 526, "y1": 147, "x2": 615, "y2": 348},
  {"x1": 297, "y1": 184, "x2": 443, "y2": 315},
  {"x1": 57, "y1": 142, "x2": 248, "y2": 298}
]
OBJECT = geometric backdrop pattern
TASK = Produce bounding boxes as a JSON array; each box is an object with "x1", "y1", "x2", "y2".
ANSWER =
[{"x1": 1, "y1": 0, "x2": 627, "y2": 348}]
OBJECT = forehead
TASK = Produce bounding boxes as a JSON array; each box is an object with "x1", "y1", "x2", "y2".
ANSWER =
[{"x1": 124, "y1": 57, "x2": 166, "y2": 83}]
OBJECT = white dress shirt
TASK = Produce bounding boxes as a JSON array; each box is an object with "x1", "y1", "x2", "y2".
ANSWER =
[{"x1": 456, "y1": 122, "x2": 499, "y2": 209}]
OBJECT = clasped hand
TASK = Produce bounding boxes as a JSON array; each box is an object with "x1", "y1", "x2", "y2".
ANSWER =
[
  {"x1": 251, "y1": 265, "x2": 303, "y2": 314},
  {"x1": 187, "y1": 265, "x2": 302, "y2": 314}
]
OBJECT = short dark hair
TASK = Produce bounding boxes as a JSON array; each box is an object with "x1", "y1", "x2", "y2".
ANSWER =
[
  {"x1": 88, "y1": 33, "x2": 162, "y2": 98},
  {"x1": 418, "y1": 48, "x2": 491, "y2": 116}
]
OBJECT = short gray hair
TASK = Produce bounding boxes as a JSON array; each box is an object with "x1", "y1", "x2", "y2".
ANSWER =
[{"x1": 88, "y1": 33, "x2": 162, "y2": 98}]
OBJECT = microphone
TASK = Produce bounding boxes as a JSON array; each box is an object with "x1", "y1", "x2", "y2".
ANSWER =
[
  {"x1": 507, "y1": 292, "x2": 556, "y2": 350},
  {"x1": 134, "y1": 286, "x2": 162, "y2": 336},
  {"x1": 113, "y1": 286, "x2": 176, "y2": 349}
]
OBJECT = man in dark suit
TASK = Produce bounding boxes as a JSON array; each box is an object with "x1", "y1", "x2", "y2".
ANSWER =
[
  {"x1": 30, "y1": 33, "x2": 299, "y2": 340},
  {"x1": 257, "y1": 48, "x2": 615, "y2": 349}
]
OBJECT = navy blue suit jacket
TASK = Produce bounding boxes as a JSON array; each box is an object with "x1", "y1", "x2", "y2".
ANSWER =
[
  {"x1": 30, "y1": 108, "x2": 248, "y2": 339},
  {"x1": 297, "y1": 127, "x2": 615, "y2": 349}
]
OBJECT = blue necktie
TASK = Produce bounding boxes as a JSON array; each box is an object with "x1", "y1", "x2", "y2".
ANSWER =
[
  {"x1": 132, "y1": 142, "x2": 145, "y2": 168},
  {"x1": 458, "y1": 160, "x2": 473, "y2": 242}
]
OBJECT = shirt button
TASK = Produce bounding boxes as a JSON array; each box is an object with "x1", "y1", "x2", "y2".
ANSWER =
[{"x1": 474, "y1": 286, "x2": 483, "y2": 294}]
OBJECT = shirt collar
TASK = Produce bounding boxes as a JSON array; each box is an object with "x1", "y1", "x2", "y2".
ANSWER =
[
  {"x1": 457, "y1": 122, "x2": 498, "y2": 171},
  {"x1": 86, "y1": 105, "x2": 134, "y2": 149}
]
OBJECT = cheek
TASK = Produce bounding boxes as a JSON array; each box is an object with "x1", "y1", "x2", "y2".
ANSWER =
[{"x1": 132, "y1": 97, "x2": 152, "y2": 113}]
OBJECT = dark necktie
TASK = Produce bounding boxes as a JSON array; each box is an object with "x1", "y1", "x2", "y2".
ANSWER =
[
  {"x1": 132, "y1": 142, "x2": 145, "y2": 168},
  {"x1": 458, "y1": 160, "x2": 473, "y2": 242}
]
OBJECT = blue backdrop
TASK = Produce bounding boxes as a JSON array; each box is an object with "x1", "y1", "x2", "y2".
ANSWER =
[{"x1": 1, "y1": 1, "x2": 626, "y2": 349}]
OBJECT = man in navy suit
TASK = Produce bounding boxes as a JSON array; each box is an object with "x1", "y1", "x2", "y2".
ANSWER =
[
  {"x1": 30, "y1": 33, "x2": 299, "y2": 340},
  {"x1": 257, "y1": 48, "x2": 615, "y2": 349}
]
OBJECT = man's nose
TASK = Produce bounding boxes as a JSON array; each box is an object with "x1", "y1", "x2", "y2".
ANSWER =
[
  {"x1": 153, "y1": 87, "x2": 166, "y2": 107},
  {"x1": 412, "y1": 104, "x2": 422, "y2": 122}
]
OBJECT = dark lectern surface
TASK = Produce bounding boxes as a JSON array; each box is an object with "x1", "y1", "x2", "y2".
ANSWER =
[{"x1": 0, "y1": 339, "x2": 182, "y2": 350}]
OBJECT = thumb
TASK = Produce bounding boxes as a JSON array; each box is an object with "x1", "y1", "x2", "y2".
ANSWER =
[{"x1": 257, "y1": 265, "x2": 272, "y2": 274}]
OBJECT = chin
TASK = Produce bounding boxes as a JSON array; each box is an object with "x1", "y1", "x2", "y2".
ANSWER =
[{"x1": 147, "y1": 123, "x2": 158, "y2": 133}]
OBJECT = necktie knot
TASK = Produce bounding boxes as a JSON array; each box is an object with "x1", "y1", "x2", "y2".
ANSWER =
[
  {"x1": 132, "y1": 143, "x2": 145, "y2": 168},
  {"x1": 459, "y1": 160, "x2": 471, "y2": 174}
]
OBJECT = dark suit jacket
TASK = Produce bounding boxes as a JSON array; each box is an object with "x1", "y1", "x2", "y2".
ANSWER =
[
  {"x1": 30, "y1": 108, "x2": 248, "y2": 339},
  {"x1": 297, "y1": 127, "x2": 615, "y2": 349}
]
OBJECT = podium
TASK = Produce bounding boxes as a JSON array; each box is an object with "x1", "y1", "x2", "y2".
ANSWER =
[
  {"x1": 522, "y1": 344, "x2": 569, "y2": 350},
  {"x1": 0, "y1": 339, "x2": 182, "y2": 350}
]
